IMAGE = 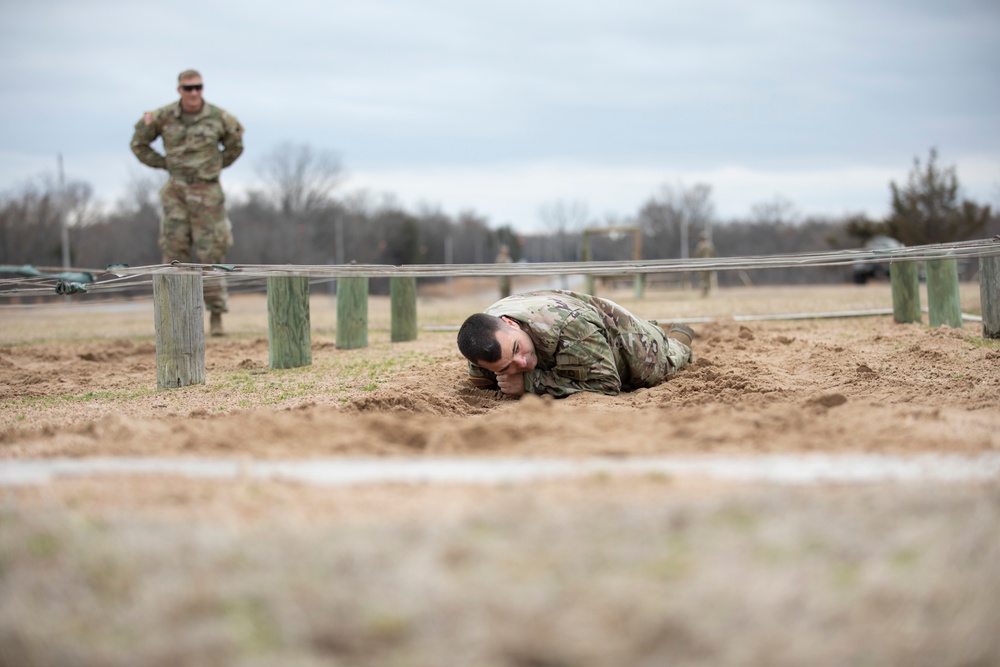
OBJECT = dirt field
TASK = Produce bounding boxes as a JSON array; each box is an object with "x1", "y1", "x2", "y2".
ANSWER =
[{"x1": 2, "y1": 279, "x2": 999, "y2": 666}]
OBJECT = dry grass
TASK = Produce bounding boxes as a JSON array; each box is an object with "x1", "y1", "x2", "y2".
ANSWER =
[{"x1": 2, "y1": 481, "x2": 999, "y2": 667}]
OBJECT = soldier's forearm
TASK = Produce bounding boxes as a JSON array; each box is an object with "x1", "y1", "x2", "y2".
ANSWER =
[
  {"x1": 131, "y1": 147, "x2": 167, "y2": 170},
  {"x1": 221, "y1": 145, "x2": 244, "y2": 168},
  {"x1": 525, "y1": 368, "x2": 621, "y2": 398}
]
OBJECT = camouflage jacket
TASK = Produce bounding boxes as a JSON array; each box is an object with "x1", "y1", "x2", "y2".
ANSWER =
[
  {"x1": 130, "y1": 101, "x2": 244, "y2": 181},
  {"x1": 470, "y1": 290, "x2": 685, "y2": 398}
]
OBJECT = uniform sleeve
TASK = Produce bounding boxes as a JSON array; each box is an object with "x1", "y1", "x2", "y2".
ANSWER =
[
  {"x1": 220, "y1": 112, "x2": 244, "y2": 168},
  {"x1": 467, "y1": 360, "x2": 499, "y2": 390},
  {"x1": 523, "y1": 316, "x2": 621, "y2": 398},
  {"x1": 130, "y1": 114, "x2": 167, "y2": 169}
]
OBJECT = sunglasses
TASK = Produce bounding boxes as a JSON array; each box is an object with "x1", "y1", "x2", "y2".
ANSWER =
[{"x1": 180, "y1": 84, "x2": 203, "y2": 92}]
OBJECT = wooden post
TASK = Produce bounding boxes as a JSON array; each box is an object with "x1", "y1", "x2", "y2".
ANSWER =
[
  {"x1": 153, "y1": 272, "x2": 205, "y2": 390},
  {"x1": 632, "y1": 229, "x2": 644, "y2": 299},
  {"x1": 390, "y1": 276, "x2": 417, "y2": 342},
  {"x1": 336, "y1": 277, "x2": 368, "y2": 349},
  {"x1": 267, "y1": 275, "x2": 312, "y2": 369},
  {"x1": 926, "y1": 258, "x2": 963, "y2": 328},
  {"x1": 890, "y1": 261, "x2": 921, "y2": 324},
  {"x1": 980, "y1": 255, "x2": 1000, "y2": 339}
]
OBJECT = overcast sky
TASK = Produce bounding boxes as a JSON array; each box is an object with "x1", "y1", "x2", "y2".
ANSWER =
[{"x1": 1, "y1": 0, "x2": 998, "y2": 233}]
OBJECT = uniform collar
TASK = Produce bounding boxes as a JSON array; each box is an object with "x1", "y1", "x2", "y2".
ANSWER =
[{"x1": 173, "y1": 99, "x2": 207, "y2": 118}]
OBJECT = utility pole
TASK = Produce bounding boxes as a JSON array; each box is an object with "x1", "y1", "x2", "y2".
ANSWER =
[{"x1": 59, "y1": 154, "x2": 70, "y2": 268}]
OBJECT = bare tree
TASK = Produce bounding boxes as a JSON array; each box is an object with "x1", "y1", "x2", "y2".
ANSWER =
[
  {"x1": 539, "y1": 199, "x2": 589, "y2": 233},
  {"x1": 539, "y1": 199, "x2": 589, "y2": 263},
  {"x1": 749, "y1": 195, "x2": 800, "y2": 226},
  {"x1": 117, "y1": 168, "x2": 166, "y2": 215},
  {"x1": 0, "y1": 175, "x2": 87, "y2": 266},
  {"x1": 61, "y1": 180, "x2": 100, "y2": 229},
  {"x1": 638, "y1": 182, "x2": 715, "y2": 259},
  {"x1": 256, "y1": 142, "x2": 344, "y2": 217}
]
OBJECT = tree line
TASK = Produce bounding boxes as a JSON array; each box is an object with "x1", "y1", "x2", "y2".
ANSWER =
[{"x1": 1, "y1": 146, "x2": 996, "y2": 292}]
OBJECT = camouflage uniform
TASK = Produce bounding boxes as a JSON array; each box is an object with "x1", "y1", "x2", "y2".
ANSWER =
[
  {"x1": 495, "y1": 246, "x2": 512, "y2": 299},
  {"x1": 130, "y1": 100, "x2": 244, "y2": 313},
  {"x1": 695, "y1": 236, "x2": 716, "y2": 297},
  {"x1": 469, "y1": 290, "x2": 692, "y2": 398}
]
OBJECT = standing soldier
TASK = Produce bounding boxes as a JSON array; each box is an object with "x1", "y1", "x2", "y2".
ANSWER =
[
  {"x1": 694, "y1": 231, "x2": 716, "y2": 298},
  {"x1": 495, "y1": 243, "x2": 513, "y2": 299},
  {"x1": 131, "y1": 69, "x2": 244, "y2": 336}
]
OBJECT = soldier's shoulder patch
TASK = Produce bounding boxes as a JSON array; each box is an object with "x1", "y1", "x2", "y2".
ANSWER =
[{"x1": 142, "y1": 112, "x2": 154, "y2": 126}]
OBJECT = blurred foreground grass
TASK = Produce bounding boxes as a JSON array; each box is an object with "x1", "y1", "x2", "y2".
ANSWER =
[{"x1": 1, "y1": 481, "x2": 998, "y2": 666}]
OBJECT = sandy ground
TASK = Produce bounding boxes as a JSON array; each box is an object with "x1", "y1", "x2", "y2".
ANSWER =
[
  {"x1": 1, "y1": 278, "x2": 999, "y2": 665},
  {"x1": 2, "y1": 279, "x2": 997, "y2": 463}
]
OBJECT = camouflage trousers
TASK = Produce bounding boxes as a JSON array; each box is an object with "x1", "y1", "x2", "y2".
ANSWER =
[
  {"x1": 620, "y1": 319, "x2": 693, "y2": 390},
  {"x1": 159, "y1": 177, "x2": 234, "y2": 314},
  {"x1": 698, "y1": 271, "x2": 712, "y2": 297}
]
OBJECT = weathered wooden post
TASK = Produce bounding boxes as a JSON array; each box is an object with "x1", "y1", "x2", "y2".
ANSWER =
[
  {"x1": 926, "y1": 258, "x2": 963, "y2": 328},
  {"x1": 153, "y1": 271, "x2": 205, "y2": 390},
  {"x1": 890, "y1": 261, "x2": 921, "y2": 324},
  {"x1": 980, "y1": 254, "x2": 1000, "y2": 339},
  {"x1": 390, "y1": 276, "x2": 417, "y2": 342},
  {"x1": 267, "y1": 275, "x2": 312, "y2": 369},
  {"x1": 336, "y1": 277, "x2": 368, "y2": 349},
  {"x1": 633, "y1": 274, "x2": 644, "y2": 300}
]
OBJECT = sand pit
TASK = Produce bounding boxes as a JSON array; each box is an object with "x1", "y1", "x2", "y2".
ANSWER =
[
  {"x1": 1, "y1": 280, "x2": 999, "y2": 665},
  {"x1": 2, "y1": 281, "x2": 997, "y2": 460}
]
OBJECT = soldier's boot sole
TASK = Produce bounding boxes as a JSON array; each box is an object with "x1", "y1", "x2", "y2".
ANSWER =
[{"x1": 666, "y1": 323, "x2": 695, "y2": 348}]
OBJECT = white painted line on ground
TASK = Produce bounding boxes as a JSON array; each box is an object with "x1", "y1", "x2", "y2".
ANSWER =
[{"x1": 1, "y1": 453, "x2": 999, "y2": 488}]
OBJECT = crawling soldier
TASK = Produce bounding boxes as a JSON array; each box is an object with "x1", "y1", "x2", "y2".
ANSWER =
[{"x1": 457, "y1": 290, "x2": 694, "y2": 398}]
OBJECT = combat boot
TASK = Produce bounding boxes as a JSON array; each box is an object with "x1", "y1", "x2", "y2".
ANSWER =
[
  {"x1": 210, "y1": 312, "x2": 224, "y2": 337},
  {"x1": 666, "y1": 323, "x2": 694, "y2": 347}
]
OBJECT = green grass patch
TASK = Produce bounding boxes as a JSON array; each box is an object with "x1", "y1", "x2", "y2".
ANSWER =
[
  {"x1": 967, "y1": 337, "x2": 1000, "y2": 350},
  {"x1": 6, "y1": 388, "x2": 156, "y2": 409},
  {"x1": 201, "y1": 347, "x2": 439, "y2": 407}
]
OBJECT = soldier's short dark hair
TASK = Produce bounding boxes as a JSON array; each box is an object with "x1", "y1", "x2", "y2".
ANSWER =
[
  {"x1": 178, "y1": 69, "x2": 202, "y2": 82},
  {"x1": 457, "y1": 313, "x2": 505, "y2": 363}
]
